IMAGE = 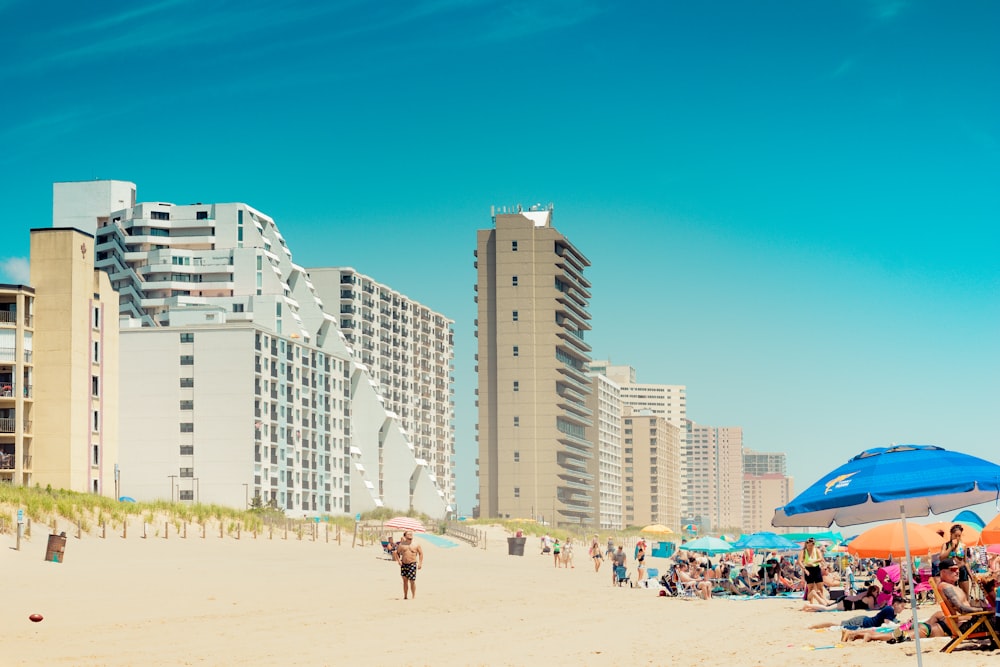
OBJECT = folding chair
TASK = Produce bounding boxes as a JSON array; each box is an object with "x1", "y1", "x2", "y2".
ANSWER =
[
  {"x1": 929, "y1": 579, "x2": 1000, "y2": 653},
  {"x1": 614, "y1": 565, "x2": 631, "y2": 587}
]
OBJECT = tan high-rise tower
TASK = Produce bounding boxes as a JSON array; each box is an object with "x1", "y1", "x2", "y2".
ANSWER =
[{"x1": 475, "y1": 206, "x2": 593, "y2": 526}]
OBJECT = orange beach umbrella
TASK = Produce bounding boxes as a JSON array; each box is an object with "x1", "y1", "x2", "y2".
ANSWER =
[{"x1": 847, "y1": 522, "x2": 946, "y2": 559}]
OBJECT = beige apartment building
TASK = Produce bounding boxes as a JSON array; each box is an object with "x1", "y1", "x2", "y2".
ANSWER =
[
  {"x1": 0, "y1": 284, "x2": 34, "y2": 486},
  {"x1": 621, "y1": 408, "x2": 682, "y2": 529},
  {"x1": 685, "y1": 420, "x2": 744, "y2": 532},
  {"x1": 475, "y1": 206, "x2": 594, "y2": 526},
  {"x1": 742, "y1": 450, "x2": 794, "y2": 533},
  {"x1": 1, "y1": 228, "x2": 119, "y2": 494}
]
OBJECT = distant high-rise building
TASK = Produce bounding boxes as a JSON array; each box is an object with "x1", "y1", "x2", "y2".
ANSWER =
[
  {"x1": 621, "y1": 408, "x2": 682, "y2": 530},
  {"x1": 684, "y1": 420, "x2": 743, "y2": 532},
  {"x1": 55, "y1": 180, "x2": 449, "y2": 517},
  {"x1": 308, "y1": 267, "x2": 456, "y2": 510},
  {"x1": 590, "y1": 362, "x2": 686, "y2": 528},
  {"x1": 742, "y1": 449, "x2": 793, "y2": 533},
  {"x1": 585, "y1": 371, "x2": 623, "y2": 530},
  {"x1": 475, "y1": 206, "x2": 594, "y2": 526},
  {"x1": 0, "y1": 228, "x2": 119, "y2": 494}
]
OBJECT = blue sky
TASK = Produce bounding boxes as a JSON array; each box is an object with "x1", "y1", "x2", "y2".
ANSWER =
[{"x1": 2, "y1": 0, "x2": 998, "y2": 520}]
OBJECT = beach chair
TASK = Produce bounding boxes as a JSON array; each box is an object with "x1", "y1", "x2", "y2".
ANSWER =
[
  {"x1": 929, "y1": 579, "x2": 1000, "y2": 653},
  {"x1": 913, "y1": 567, "x2": 934, "y2": 602},
  {"x1": 614, "y1": 565, "x2": 631, "y2": 587}
]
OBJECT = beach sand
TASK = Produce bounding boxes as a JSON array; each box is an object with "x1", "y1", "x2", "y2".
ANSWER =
[{"x1": 4, "y1": 523, "x2": 997, "y2": 666}]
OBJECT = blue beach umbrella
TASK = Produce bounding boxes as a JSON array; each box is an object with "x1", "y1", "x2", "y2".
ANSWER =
[
  {"x1": 680, "y1": 536, "x2": 735, "y2": 556},
  {"x1": 773, "y1": 444, "x2": 1000, "y2": 667},
  {"x1": 736, "y1": 531, "x2": 800, "y2": 552}
]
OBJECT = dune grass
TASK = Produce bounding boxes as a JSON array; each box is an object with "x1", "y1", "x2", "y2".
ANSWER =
[{"x1": 0, "y1": 485, "x2": 432, "y2": 538}]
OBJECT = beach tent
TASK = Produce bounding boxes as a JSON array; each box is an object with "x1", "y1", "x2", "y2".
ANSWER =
[{"x1": 953, "y1": 509, "x2": 986, "y2": 530}]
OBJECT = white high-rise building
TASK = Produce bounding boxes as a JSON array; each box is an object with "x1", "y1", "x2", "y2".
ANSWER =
[
  {"x1": 308, "y1": 268, "x2": 455, "y2": 510},
  {"x1": 585, "y1": 371, "x2": 623, "y2": 530},
  {"x1": 56, "y1": 180, "x2": 450, "y2": 517}
]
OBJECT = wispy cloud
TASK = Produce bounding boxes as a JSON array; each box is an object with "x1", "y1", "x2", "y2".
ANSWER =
[
  {"x1": 831, "y1": 58, "x2": 855, "y2": 78},
  {"x1": 868, "y1": 0, "x2": 907, "y2": 21},
  {"x1": 0, "y1": 257, "x2": 30, "y2": 284}
]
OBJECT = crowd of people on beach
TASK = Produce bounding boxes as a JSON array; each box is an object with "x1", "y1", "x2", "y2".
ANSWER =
[{"x1": 526, "y1": 521, "x2": 1000, "y2": 642}]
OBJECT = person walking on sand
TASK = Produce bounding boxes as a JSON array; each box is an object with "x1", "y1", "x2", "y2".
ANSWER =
[
  {"x1": 590, "y1": 535, "x2": 603, "y2": 572},
  {"x1": 393, "y1": 530, "x2": 424, "y2": 600},
  {"x1": 552, "y1": 539, "x2": 562, "y2": 567}
]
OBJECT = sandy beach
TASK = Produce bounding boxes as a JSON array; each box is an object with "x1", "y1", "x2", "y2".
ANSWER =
[{"x1": 4, "y1": 523, "x2": 998, "y2": 667}]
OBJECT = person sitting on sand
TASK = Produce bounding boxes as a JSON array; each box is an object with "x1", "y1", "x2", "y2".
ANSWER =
[
  {"x1": 801, "y1": 585, "x2": 878, "y2": 612},
  {"x1": 675, "y1": 562, "x2": 713, "y2": 600},
  {"x1": 611, "y1": 545, "x2": 627, "y2": 585},
  {"x1": 842, "y1": 611, "x2": 951, "y2": 643},
  {"x1": 809, "y1": 595, "x2": 907, "y2": 632}
]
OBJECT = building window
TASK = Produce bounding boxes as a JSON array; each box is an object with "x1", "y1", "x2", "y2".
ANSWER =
[
  {"x1": 93, "y1": 341, "x2": 100, "y2": 363},
  {"x1": 180, "y1": 445, "x2": 194, "y2": 455},
  {"x1": 233, "y1": 303, "x2": 245, "y2": 313},
  {"x1": 513, "y1": 416, "x2": 519, "y2": 427},
  {"x1": 511, "y1": 275, "x2": 518, "y2": 286},
  {"x1": 180, "y1": 400, "x2": 194, "y2": 410},
  {"x1": 179, "y1": 490, "x2": 194, "y2": 501},
  {"x1": 92, "y1": 306, "x2": 100, "y2": 329},
  {"x1": 180, "y1": 377, "x2": 194, "y2": 388},
  {"x1": 180, "y1": 423, "x2": 194, "y2": 433},
  {"x1": 180, "y1": 468, "x2": 194, "y2": 478},
  {"x1": 92, "y1": 410, "x2": 99, "y2": 432},
  {"x1": 512, "y1": 311, "x2": 518, "y2": 322},
  {"x1": 180, "y1": 355, "x2": 194, "y2": 365},
  {"x1": 511, "y1": 240, "x2": 518, "y2": 251},
  {"x1": 91, "y1": 375, "x2": 99, "y2": 396},
  {"x1": 93, "y1": 445, "x2": 99, "y2": 465},
  {"x1": 180, "y1": 333, "x2": 194, "y2": 343},
  {"x1": 513, "y1": 487, "x2": 520, "y2": 498},
  {"x1": 196, "y1": 211, "x2": 209, "y2": 220},
  {"x1": 513, "y1": 451, "x2": 519, "y2": 462},
  {"x1": 151, "y1": 211, "x2": 170, "y2": 220},
  {"x1": 512, "y1": 345, "x2": 519, "y2": 357},
  {"x1": 513, "y1": 381, "x2": 519, "y2": 392}
]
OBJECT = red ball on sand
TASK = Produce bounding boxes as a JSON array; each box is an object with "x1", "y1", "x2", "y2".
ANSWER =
[{"x1": 29, "y1": 614, "x2": 43, "y2": 623}]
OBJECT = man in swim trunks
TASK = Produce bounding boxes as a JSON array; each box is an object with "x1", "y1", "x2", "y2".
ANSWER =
[{"x1": 393, "y1": 530, "x2": 424, "y2": 600}]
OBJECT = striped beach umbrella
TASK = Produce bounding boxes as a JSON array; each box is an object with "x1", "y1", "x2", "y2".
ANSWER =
[{"x1": 384, "y1": 517, "x2": 426, "y2": 533}]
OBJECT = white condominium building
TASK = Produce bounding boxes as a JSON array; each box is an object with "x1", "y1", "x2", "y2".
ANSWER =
[
  {"x1": 55, "y1": 180, "x2": 449, "y2": 517},
  {"x1": 585, "y1": 371, "x2": 623, "y2": 530},
  {"x1": 308, "y1": 268, "x2": 455, "y2": 510}
]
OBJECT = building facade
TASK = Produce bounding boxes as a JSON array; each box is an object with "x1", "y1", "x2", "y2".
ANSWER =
[
  {"x1": 0, "y1": 284, "x2": 34, "y2": 486},
  {"x1": 0, "y1": 229, "x2": 119, "y2": 494},
  {"x1": 308, "y1": 268, "x2": 455, "y2": 510},
  {"x1": 475, "y1": 206, "x2": 594, "y2": 526},
  {"x1": 684, "y1": 420, "x2": 744, "y2": 532},
  {"x1": 55, "y1": 180, "x2": 449, "y2": 517},
  {"x1": 742, "y1": 449, "x2": 793, "y2": 533},
  {"x1": 585, "y1": 371, "x2": 623, "y2": 530},
  {"x1": 621, "y1": 408, "x2": 683, "y2": 529}
]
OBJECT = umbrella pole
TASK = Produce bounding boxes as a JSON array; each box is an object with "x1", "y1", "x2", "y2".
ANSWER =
[{"x1": 899, "y1": 504, "x2": 923, "y2": 667}]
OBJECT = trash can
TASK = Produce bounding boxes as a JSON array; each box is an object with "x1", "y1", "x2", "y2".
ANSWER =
[
  {"x1": 507, "y1": 536, "x2": 526, "y2": 556},
  {"x1": 45, "y1": 532, "x2": 67, "y2": 563}
]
